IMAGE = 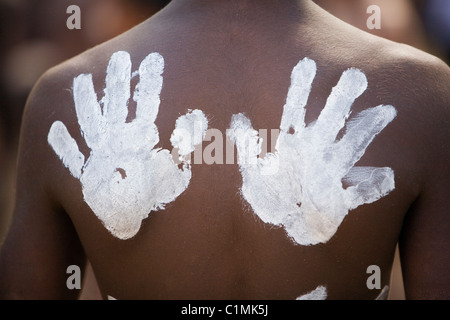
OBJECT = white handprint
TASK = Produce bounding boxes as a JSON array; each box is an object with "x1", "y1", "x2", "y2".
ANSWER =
[
  {"x1": 48, "y1": 51, "x2": 208, "y2": 240},
  {"x1": 228, "y1": 58, "x2": 397, "y2": 246}
]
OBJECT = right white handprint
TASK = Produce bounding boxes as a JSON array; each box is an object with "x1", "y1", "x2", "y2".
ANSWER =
[{"x1": 228, "y1": 57, "x2": 397, "y2": 246}]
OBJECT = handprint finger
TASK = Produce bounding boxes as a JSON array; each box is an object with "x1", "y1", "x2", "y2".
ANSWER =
[
  {"x1": 228, "y1": 113, "x2": 262, "y2": 168},
  {"x1": 314, "y1": 68, "x2": 368, "y2": 144},
  {"x1": 170, "y1": 109, "x2": 208, "y2": 163},
  {"x1": 133, "y1": 52, "x2": 164, "y2": 124},
  {"x1": 102, "y1": 51, "x2": 132, "y2": 125},
  {"x1": 73, "y1": 73, "x2": 104, "y2": 149},
  {"x1": 280, "y1": 58, "x2": 316, "y2": 135},
  {"x1": 342, "y1": 166, "x2": 395, "y2": 209},
  {"x1": 48, "y1": 121, "x2": 85, "y2": 179},
  {"x1": 336, "y1": 105, "x2": 397, "y2": 169}
]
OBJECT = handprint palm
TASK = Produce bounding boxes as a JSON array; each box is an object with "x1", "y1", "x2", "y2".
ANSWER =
[
  {"x1": 48, "y1": 51, "x2": 207, "y2": 240},
  {"x1": 228, "y1": 58, "x2": 397, "y2": 246}
]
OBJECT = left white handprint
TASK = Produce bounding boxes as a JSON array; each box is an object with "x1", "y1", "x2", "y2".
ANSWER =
[{"x1": 48, "y1": 51, "x2": 208, "y2": 240}]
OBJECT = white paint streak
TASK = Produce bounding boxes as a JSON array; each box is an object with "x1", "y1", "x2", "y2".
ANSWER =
[
  {"x1": 296, "y1": 286, "x2": 327, "y2": 300},
  {"x1": 48, "y1": 51, "x2": 208, "y2": 240},
  {"x1": 228, "y1": 57, "x2": 397, "y2": 246}
]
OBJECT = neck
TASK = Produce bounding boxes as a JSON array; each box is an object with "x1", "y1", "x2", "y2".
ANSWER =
[{"x1": 165, "y1": 0, "x2": 311, "y2": 21}]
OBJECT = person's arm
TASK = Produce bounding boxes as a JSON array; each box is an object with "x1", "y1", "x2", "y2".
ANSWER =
[
  {"x1": 399, "y1": 58, "x2": 450, "y2": 300},
  {"x1": 0, "y1": 70, "x2": 86, "y2": 299}
]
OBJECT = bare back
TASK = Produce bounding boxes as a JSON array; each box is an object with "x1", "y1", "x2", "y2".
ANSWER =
[{"x1": 1, "y1": 0, "x2": 449, "y2": 300}]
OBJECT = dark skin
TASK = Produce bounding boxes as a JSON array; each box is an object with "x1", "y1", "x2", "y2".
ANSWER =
[{"x1": 0, "y1": 0, "x2": 449, "y2": 300}]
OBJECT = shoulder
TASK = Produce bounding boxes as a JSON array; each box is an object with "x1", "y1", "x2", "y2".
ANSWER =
[
  {"x1": 23, "y1": 36, "x2": 124, "y2": 137},
  {"x1": 378, "y1": 42, "x2": 450, "y2": 137},
  {"x1": 322, "y1": 11, "x2": 450, "y2": 96},
  {"x1": 351, "y1": 26, "x2": 450, "y2": 99},
  {"x1": 364, "y1": 40, "x2": 450, "y2": 184},
  {"x1": 380, "y1": 41, "x2": 450, "y2": 98},
  {"x1": 319, "y1": 23, "x2": 450, "y2": 183},
  {"x1": 346, "y1": 31, "x2": 450, "y2": 138},
  {"x1": 17, "y1": 42, "x2": 116, "y2": 189},
  {"x1": 310, "y1": 12, "x2": 449, "y2": 115}
]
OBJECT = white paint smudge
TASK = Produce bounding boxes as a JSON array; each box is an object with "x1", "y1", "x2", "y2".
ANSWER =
[
  {"x1": 296, "y1": 285, "x2": 328, "y2": 300},
  {"x1": 375, "y1": 285, "x2": 390, "y2": 300},
  {"x1": 228, "y1": 57, "x2": 397, "y2": 246},
  {"x1": 170, "y1": 109, "x2": 209, "y2": 162},
  {"x1": 48, "y1": 51, "x2": 208, "y2": 240}
]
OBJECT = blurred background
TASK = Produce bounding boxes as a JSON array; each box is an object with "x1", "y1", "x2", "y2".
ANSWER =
[{"x1": 0, "y1": 0, "x2": 448, "y2": 300}]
